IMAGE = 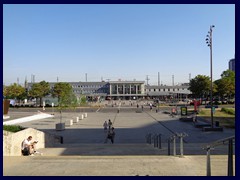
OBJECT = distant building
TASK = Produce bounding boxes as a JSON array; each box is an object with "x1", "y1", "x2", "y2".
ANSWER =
[
  {"x1": 27, "y1": 80, "x2": 191, "y2": 102},
  {"x1": 108, "y1": 81, "x2": 145, "y2": 100},
  {"x1": 145, "y1": 85, "x2": 191, "y2": 100},
  {"x1": 229, "y1": 58, "x2": 235, "y2": 72}
]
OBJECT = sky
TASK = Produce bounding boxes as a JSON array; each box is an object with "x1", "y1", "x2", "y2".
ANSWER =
[{"x1": 3, "y1": 4, "x2": 235, "y2": 86}]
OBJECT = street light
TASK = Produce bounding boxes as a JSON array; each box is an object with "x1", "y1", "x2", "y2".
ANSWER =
[{"x1": 206, "y1": 25, "x2": 215, "y2": 128}]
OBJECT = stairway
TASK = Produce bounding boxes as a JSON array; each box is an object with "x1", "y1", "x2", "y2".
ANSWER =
[
  {"x1": 38, "y1": 142, "x2": 231, "y2": 156},
  {"x1": 38, "y1": 143, "x2": 166, "y2": 156}
]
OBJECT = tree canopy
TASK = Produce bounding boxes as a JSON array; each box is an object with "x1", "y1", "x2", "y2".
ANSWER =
[
  {"x1": 188, "y1": 75, "x2": 211, "y2": 98},
  {"x1": 52, "y1": 82, "x2": 73, "y2": 107},
  {"x1": 215, "y1": 70, "x2": 235, "y2": 98},
  {"x1": 28, "y1": 81, "x2": 50, "y2": 106},
  {"x1": 3, "y1": 83, "x2": 26, "y2": 101}
]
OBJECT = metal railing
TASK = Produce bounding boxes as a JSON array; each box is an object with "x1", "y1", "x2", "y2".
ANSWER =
[
  {"x1": 168, "y1": 132, "x2": 188, "y2": 157},
  {"x1": 203, "y1": 136, "x2": 235, "y2": 176},
  {"x1": 145, "y1": 133, "x2": 162, "y2": 149}
]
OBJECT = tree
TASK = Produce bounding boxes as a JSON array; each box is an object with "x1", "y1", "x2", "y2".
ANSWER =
[
  {"x1": 28, "y1": 81, "x2": 50, "y2": 106},
  {"x1": 221, "y1": 69, "x2": 235, "y2": 80},
  {"x1": 3, "y1": 83, "x2": 26, "y2": 103},
  {"x1": 52, "y1": 82, "x2": 75, "y2": 123},
  {"x1": 215, "y1": 70, "x2": 235, "y2": 98},
  {"x1": 188, "y1": 75, "x2": 211, "y2": 98},
  {"x1": 52, "y1": 82, "x2": 73, "y2": 106}
]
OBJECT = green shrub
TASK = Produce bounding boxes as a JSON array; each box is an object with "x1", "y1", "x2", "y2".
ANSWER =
[
  {"x1": 221, "y1": 108, "x2": 235, "y2": 115},
  {"x1": 3, "y1": 125, "x2": 25, "y2": 132}
]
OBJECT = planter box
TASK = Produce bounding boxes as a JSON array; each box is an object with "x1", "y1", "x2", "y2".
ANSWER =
[{"x1": 56, "y1": 123, "x2": 65, "y2": 131}]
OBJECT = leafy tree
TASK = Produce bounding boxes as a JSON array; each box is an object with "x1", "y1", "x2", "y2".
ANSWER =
[
  {"x1": 221, "y1": 69, "x2": 235, "y2": 80},
  {"x1": 28, "y1": 81, "x2": 50, "y2": 106},
  {"x1": 52, "y1": 82, "x2": 76, "y2": 123},
  {"x1": 59, "y1": 91, "x2": 78, "y2": 108},
  {"x1": 188, "y1": 75, "x2": 211, "y2": 98},
  {"x1": 215, "y1": 70, "x2": 235, "y2": 98},
  {"x1": 52, "y1": 82, "x2": 73, "y2": 106},
  {"x1": 3, "y1": 83, "x2": 26, "y2": 103},
  {"x1": 80, "y1": 95, "x2": 87, "y2": 106}
]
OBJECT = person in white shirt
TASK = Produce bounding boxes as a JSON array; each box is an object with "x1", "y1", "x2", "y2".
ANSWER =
[{"x1": 21, "y1": 136, "x2": 37, "y2": 156}]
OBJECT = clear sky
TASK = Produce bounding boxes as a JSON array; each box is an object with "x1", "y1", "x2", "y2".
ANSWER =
[{"x1": 3, "y1": 4, "x2": 235, "y2": 86}]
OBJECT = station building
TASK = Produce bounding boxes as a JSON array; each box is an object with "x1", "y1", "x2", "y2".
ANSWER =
[{"x1": 27, "y1": 80, "x2": 191, "y2": 102}]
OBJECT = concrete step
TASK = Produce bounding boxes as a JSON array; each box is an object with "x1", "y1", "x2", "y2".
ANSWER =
[
  {"x1": 39, "y1": 143, "x2": 166, "y2": 156},
  {"x1": 38, "y1": 142, "x2": 232, "y2": 156},
  {"x1": 3, "y1": 155, "x2": 236, "y2": 176}
]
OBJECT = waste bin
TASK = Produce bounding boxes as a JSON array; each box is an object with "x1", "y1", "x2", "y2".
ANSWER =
[{"x1": 215, "y1": 121, "x2": 219, "y2": 127}]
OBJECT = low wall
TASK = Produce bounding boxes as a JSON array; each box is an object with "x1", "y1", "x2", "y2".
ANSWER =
[{"x1": 3, "y1": 128, "x2": 61, "y2": 156}]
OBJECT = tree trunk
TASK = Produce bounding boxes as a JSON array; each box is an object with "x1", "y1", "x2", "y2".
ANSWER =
[{"x1": 40, "y1": 97, "x2": 42, "y2": 107}]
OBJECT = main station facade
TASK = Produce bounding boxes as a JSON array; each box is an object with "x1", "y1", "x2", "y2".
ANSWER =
[{"x1": 28, "y1": 80, "x2": 191, "y2": 101}]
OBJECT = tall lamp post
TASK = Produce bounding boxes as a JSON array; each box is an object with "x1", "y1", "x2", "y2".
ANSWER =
[{"x1": 206, "y1": 25, "x2": 215, "y2": 128}]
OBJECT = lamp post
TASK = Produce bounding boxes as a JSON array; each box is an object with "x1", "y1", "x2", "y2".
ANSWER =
[{"x1": 206, "y1": 25, "x2": 215, "y2": 128}]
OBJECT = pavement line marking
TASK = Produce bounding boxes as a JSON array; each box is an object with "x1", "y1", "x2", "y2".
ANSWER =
[
  {"x1": 3, "y1": 112, "x2": 54, "y2": 125},
  {"x1": 96, "y1": 107, "x2": 101, "y2": 112}
]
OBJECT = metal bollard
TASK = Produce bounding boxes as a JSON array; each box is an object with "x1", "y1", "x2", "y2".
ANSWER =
[
  {"x1": 173, "y1": 135, "x2": 176, "y2": 156},
  {"x1": 154, "y1": 134, "x2": 158, "y2": 148},
  {"x1": 155, "y1": 134, "x2": 158, "y2": 147},
  {"x1": 179, "y1": 134, "x2": 183, "y2": 157},
  {"x1": 158, "y1": 134, "x2": 162, "y2": 149},
  {"x1": 168, "y1": 138, "x2": 171, "y2": 155},
  {"x1": 204, "y1": 146, "x2": 213, "y2": 176},
  {"x1": 153, "y1": 134, "x2": 156, "y2": 147},
  {"x1": 146, "y1": 133, "x2": 151, "y2": 144},
  {"x1": 228, "y1": 139, "x2": 233, "y2": 176},
  {"x1": 149, "y1": 133, "x2": 152, "y2": 144},
  {"x1": 177, "y1": 132, "x2": 188, "y2": 157}
]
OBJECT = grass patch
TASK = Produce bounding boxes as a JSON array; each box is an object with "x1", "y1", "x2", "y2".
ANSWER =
[
  {"x1": 3, "y1": 125, "x2": 25, "y2": 132},
  {"x1": 198, "y1": 108, "x2": 235, "y2": 118},
  {"x1": 220, "y1": 108, "x2": 235, "y2": 115},
  {"x1": 198, "y1": 108, "x2": 235, "y2": 128}
]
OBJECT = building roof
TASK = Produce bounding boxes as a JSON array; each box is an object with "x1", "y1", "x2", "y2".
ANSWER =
[
  {"x1": 109, "y1": 81, "x2": 145, "y2": 84},
  {"x1": 146, "y1": 85, "x2": 189, "y2": 89}
]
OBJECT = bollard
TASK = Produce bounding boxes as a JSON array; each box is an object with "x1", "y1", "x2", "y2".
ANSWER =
[
  {"x1": 149, "y1": 133, "x2": 152, "y2": 144},
  {"x1": 153, "y1": 135, "x2": 155, "y2": 147},
  {"x1": 179, "y1": 134, "x2": 184, "y2": 157},
  {"x1": 76, "y1": 117, "x2": 79, "y2": 123},
  {"x1": 205, "y1": 146, "x2": 212, "y2": 176},
  {"x1": 146, "y1": 134, "x2": 150, "y2": 144},
  {"x1": 168, "y1": 138, "x2": 171, "y2": 155},
  {"x1": 154, "y1": 134, "x2": 157, "y2": 148},
  {"x1": 156, "y1": 135, "x2": 159, "y2": 147},
  {"x1": 158, "y1": 134, "x2": 162, "y2": 149},
  {"x1": 173, "y1": 135, "x2": 176, "y2": 156},
  {"x1": 69, "y1": 119, "x2": 73, "y2": 126},
  {"x1": 228, "y1": 139, "x2": 233, "y2": 176},
  {"x1": 81, "y1": 114, "x2": 84, "y2": 120},
  {"x1": 177, "y1": 132, "x2": 188, "y2": 157},
  {"x1": 84, "y1": 113, "x2": 87, "y2": 118}
]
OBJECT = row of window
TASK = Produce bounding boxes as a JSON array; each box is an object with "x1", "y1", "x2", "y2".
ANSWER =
[
  {"x1": 71, "y1": 85, "x2": 108, "y2": 88},
  {"x1": 146, "y1": 88, "x2": 186, "y2": 92},
  {"x1": 73, "y1": 90, "x2": 107, "y2": 94}
]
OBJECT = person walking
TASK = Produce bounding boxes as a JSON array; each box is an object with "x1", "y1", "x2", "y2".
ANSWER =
[
  {"x1": 103, "y1": 121, "x2": 108, "y2": 131},
  {"x1": 105, "y1": 127, "x2": 115, "y2": 144},
  {"x1": 108, "y1": 119, "x2": 113, "y2": 129}
]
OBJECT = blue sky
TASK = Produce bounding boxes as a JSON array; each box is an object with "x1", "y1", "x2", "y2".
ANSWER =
[{"x1": 3, "y1": 4, "x2": 235, "y2": 86}]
